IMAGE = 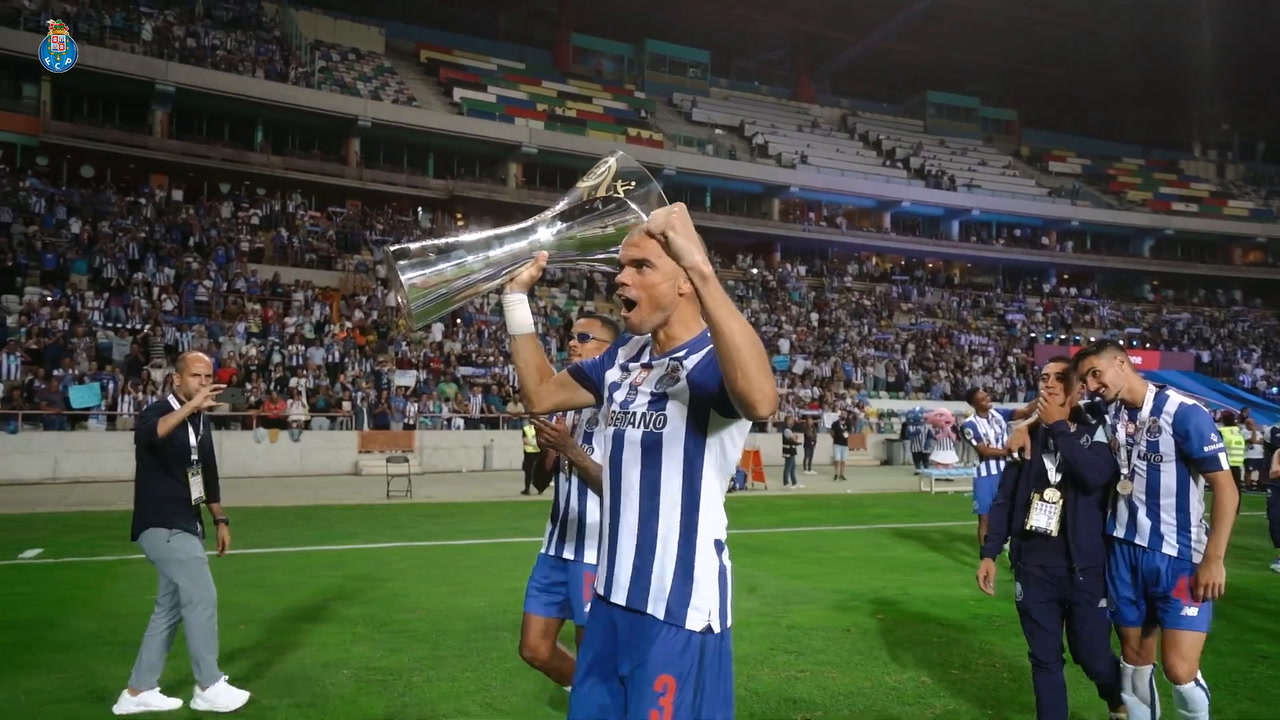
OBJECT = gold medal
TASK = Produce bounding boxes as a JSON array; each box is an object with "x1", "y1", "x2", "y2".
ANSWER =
[
  {"x1": 1116, "y1": 479, "x2": 1134, "y2": 496},
  {"x1": 1042, "y1": 487, "x2": 1061, "y2": 503}
]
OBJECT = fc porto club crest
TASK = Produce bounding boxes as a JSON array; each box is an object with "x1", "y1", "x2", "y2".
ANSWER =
[
  {"x1": 1144, "y1": 417, "x2": 1163, "y2": 440},
  {"x1": 653, "y1": 360, "x2": 683, "y2": 392},
  {"x1": 39, "y1": 19, "x2": 79, "y2": 74}
]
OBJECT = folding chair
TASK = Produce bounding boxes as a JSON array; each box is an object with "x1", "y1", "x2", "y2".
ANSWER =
[{"x1": 385, "y1": 455, "x2": 413, "y2": 499}]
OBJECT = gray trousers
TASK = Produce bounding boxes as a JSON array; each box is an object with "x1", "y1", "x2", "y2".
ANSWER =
[{"x1": 128, "y1": 528, "x2": 223, "y2": 690}]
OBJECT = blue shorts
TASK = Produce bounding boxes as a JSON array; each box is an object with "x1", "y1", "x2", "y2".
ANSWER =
[
  {"x1": 973, "y1": 474, "x2": 1000, "y2": 515},
  {"x1": 1107, "y1": 539, "x2": 1213, "y2": 633},
  {"x1": 568, "y1": 597, "x2": 733, "y2": 720},
  {"x1": 522, "y1": 553, "x2": 597, "y2": 627}
]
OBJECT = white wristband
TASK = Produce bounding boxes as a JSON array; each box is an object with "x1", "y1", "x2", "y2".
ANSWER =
[{"x1": 502, "y1": 293, "x2": 536, "y2": 336}]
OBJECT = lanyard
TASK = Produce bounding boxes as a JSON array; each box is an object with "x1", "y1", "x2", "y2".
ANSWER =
[
  {"x1": 167, "y1": 394, "x2": 203, "y2": 464},
  {"x1": 1041, "y1": 432, "x2": 1063, "y2": 488},
  {"x1": 1111, "y1": 383, "x2": 1158, "y2": 481}
]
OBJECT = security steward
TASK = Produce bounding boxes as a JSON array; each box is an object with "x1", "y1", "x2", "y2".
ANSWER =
[
  {"x1": 1217, "y1": 411, "x2": 1246, "y2": 515},
  {"x1": 111, "y1": 351, "x2": 251, "y2": 716},
  {"x1": 975, "y1": 356, "x2": 1125, "y2": 720}
]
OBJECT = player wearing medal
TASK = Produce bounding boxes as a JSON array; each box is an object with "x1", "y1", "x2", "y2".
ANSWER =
[
  {"x1": 1073, "y1": 341, "x2": 1238, "y2": 720},
  {"x1": 516, "y1": 313, "x2": 617, "y2": 690},
  {"x1": 503, "y1": 202, "x2": 778, "y2": 720},
  {"x1": 976, "y1": 357, "x2": 1125, "y2": 720}
]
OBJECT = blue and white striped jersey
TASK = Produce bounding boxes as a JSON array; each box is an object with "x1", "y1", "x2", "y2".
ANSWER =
[
  {"x1": 902, "y1": 420, "x2": 929, "y2": 454},
  {"x1": 539, "y1": 407, "x2": 605, "y2": 565},
  {"x1": 931, "y1": 428, "x2": 956, "y2": 454},
  {"x1": 1108, "y1": 386, "x2": 1229, "y2": 564},
  {"x1": 961, "y1": 409, "x2": 1013, "y2": 477},
  {"x1": 566, "y1": 329, "x2": 750, "y2": 633}
]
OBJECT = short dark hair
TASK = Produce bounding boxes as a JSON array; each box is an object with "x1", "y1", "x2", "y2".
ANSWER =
[
  {"x1": 964, "y1": 387, "x2": 984, "y2": 406},
  {"x1": 1043, "y1": 355, "x2": 1076, "y2": 385},
  {"x1": 577, "y1": 312, "x2": 621, "y2": 341},
  {"x1": 1071, "y1": 340, "x2": 1127, "y2": 371}
]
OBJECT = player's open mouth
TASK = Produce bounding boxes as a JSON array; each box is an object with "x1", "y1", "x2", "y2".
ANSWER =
[{"x1": 618, "y1": 296, "x2": 638, "y2": 315}]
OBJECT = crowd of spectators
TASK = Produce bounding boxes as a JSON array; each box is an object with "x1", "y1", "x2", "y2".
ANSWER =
[
  {"x1": 12, "y1": 0, "x2": 307, "y2": 86},
  {"x1": 2, "y1": 155, "x2": 1278, "y2": 437},
  {"x1": 8, "y1": 0, "x2": 412, "y2": 105}
]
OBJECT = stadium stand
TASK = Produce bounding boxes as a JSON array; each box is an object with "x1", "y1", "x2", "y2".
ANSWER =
[
  {"x1": 9, "y1": 1, "x2": 420, "y2": 108},
  {"x1": 419, "y1": 44, "x2": 664, "y2": 149},
  {"x1": 13, "y1": 0, "x2": 303, "y2": 82},
  {"x1": 3, "y1": 150, "x2": 1278, "y2": 437},
  {"x1": 849, "y1": 111, "x2": 1046, "y2": 196},
  {"x1": 1026, "y1": 147, "x2": 1279, "y2": 221},
  {"x1": 674, "y1": 91, "x2": 1054, "y2": 200},
  {"x1": 312, "y1": 40, "x2": 419, "y2": 107},
  {"x1": 11, "y1": 3, "x2": 1277, "y2": 219},
  {"x1": 3, "y1": 4, "x2": 1279, "y2": 437}
]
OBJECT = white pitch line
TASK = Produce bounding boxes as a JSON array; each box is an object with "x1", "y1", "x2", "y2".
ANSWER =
[
  {"x1": 16, "y1": 548, "x2": 44, "y2": 559},
  {"x1": 0, "y1": 519, "x2": 974, "y2": 566},
  {"x1": 0, "y1": 512, "x2": 1265, "y2": 567}
]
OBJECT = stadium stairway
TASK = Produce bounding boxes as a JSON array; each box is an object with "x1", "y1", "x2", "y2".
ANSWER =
[
  {"x1": 1007, "y1": 155, "x2": 1117, "y2": 208},
  {"x1": 385, "y1": 43, "x2": 456, "y2": 115},
  {"x1": 656, "y1": 100, "x2": 750, "y2": 159}
]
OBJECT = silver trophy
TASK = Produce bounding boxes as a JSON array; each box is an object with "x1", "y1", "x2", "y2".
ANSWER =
[{"x1": 385, "y1": 150, "x2": 668, "y2": 330}]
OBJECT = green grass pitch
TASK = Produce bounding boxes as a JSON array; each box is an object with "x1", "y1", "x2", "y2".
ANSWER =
[{"x1": 0, "y1": 493, "x2": 1274, "y2": 719}]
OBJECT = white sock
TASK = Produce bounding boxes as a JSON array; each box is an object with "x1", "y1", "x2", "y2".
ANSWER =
[
  {"x1": 1171, "y1": 673, "x2": 1210, "y2": 720},
  {"x1": 1121, "y1": 662, "x2": 1160, "y2": 720}
]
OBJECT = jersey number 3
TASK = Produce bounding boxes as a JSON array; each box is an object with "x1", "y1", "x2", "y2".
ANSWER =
[{"x1": 649, "y1": 673, "x2": 677, "y2": 720}]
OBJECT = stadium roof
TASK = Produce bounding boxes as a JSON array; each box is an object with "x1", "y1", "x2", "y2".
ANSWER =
[{"x1": 306, "y1": 0, "x2": 1278, "y2": 151}]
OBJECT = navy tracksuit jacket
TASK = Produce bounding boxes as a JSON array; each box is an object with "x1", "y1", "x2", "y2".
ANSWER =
[{"x1": 980, "y1": 410, "x2": 1122, "y2": 720}]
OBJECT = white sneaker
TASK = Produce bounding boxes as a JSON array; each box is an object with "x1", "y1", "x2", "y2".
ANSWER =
[
  {"x1": 1270, "y1": 559, "x2": 1280, "y2": 573},
  {"x1": 111, "y1": 688, "x2": 184, "y2": 715},
  {"x1": 189, "y1": 676, "x2": 250, "y2": 713},
  {"x1": 795, "y1": 483, "x2": 806, "y2": 489}
]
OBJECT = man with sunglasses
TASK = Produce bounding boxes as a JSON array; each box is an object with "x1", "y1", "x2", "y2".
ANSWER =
[{"x1": 517, "y1": 313, "x2": 620, "y2": 692}]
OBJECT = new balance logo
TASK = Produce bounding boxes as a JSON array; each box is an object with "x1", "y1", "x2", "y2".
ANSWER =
[{"x1": 1180, "y1": 606, "x2": 1200, "y2": 617}]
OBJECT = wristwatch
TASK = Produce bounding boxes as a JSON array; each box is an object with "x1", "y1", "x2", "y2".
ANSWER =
[{"x1": 213, "y1": 516, "x2": 230, "y2": 527}]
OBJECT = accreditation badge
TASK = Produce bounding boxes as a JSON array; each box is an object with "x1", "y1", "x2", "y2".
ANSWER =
[
  {"x1": 1025, "y1": 489, "x2": 1063, "y2": 536},
  {"x1": 187, "y1": 463, "x2": 206, "y2": 506}
]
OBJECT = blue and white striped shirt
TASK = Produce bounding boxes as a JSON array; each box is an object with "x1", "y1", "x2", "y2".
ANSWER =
[
  {"x1": 931, "y1": 428, "x2": 956, "y2": 455},
  {"x1": 540, "y1": 407, "x2": 605, "y2": 565},
  {"x1": 567, "y1": 329, "x2": 749, "y2": 633},
  {"x1": 902, "y1": 420, "x2": 929, "y2": 454},
  {"x1": 1108, "y1": 386, "x2": 1228, "y2": 564},
  {"x1": 961, "y1": 409, "x2": 1013, "y2": 477}
]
